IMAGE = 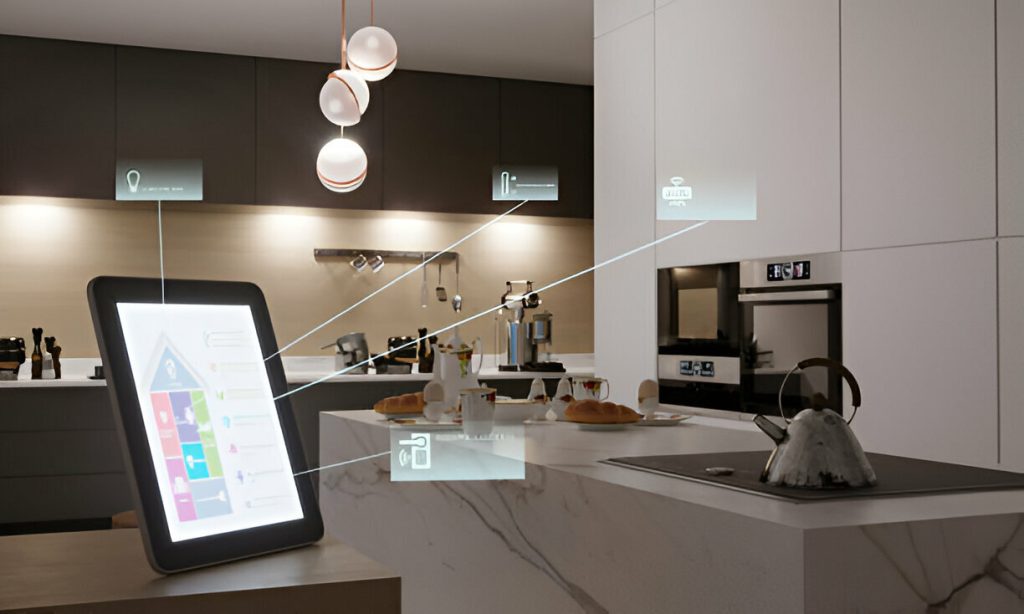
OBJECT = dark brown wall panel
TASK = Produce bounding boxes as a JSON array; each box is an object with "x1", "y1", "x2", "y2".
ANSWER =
[
  {"x1": 381, "y1": 71, "x2": 500, "y2": 214},
  {"x1": 116, "y1": 46, "x2": 256, "y2": 204},
  {"x1": 0, "y1": 36, "x2": 116, "y2": 199},
  {"x1": 255, "y1": 58, "x2": 382, "y2": 209},
  {"x1": 499, "y1": 79, "x2": 594, "y2": 218}
]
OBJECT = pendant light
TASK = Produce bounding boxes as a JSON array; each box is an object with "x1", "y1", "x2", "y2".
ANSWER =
[
  {"x1": 316, "y1": 0, "x2": 368, "y2": 193},
  {"x1": 347, "y1": 0, "x2": 398, "y2": 82}
]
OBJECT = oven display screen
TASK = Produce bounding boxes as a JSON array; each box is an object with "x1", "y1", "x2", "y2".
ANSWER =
[
  {"x1": 767, "y1": 260, "x2": 811, "y2": 282},
  {"x1": 680, "y1": 360, "x2": 715, "y2": 377}
]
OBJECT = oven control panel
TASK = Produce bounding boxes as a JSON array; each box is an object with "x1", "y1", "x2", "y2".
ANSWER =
[
  {"x1": 678, "y1": 360, "x2": 716, "y2": 377},
  {"x1": 658, "y1": 355, "x2": 739, "y2": 385},
  {"x1": 766, "y1": 260, "x2": 811, "y2": 282}
]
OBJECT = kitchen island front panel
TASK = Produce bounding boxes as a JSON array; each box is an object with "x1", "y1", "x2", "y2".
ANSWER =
[{"x1": 320, "y1": 411, "x2": 1024, "y2": 613}]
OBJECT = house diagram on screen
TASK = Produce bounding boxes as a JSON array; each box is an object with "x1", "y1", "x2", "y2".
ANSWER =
[{"x1": 145, "y1": 336, "x2": 232, "y2": 523}]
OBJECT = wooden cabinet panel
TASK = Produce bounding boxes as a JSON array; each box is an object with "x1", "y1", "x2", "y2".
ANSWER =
[
  {"x1": 653, "y1": 0, "x2": 840, "y2": 268},
  {"x1": 499, "y1": 79, "x2": 593, "y2": 218},
  {"x1": 0, "y1": 36, "x2": 116, "y2": 199},
  {"x1": 256, "y1": 58, "x2": 382, "y2": 209},
  {"x1": 841, "y1": 0, "x2": 995, "y2": 249},
  {"x1": 116, "y1": 46, "x2": 256, "y2": 204},
  {"x1": 381, "y1": 71, "x2": 500, "y2": 214}
]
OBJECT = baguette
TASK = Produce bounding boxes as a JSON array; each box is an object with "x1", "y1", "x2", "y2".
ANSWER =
[
  {"x1": 564, "y1": 399, "x2": 641, "y2": 424},
  {"x1": 373, "y1": 392, "x2": 425, "y2": 415}
]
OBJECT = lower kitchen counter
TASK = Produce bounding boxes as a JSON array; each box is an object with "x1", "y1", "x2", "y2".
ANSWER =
[
  {"x1": 0, "y1": 369, "x2": 589, "y2": 531},
  {"x1": 320, "y1": 410, "x2": 1024, "y2": 613}
]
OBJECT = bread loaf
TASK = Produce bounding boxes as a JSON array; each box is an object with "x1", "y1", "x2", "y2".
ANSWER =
[
  {"x1": 373, "y1": 392, "x2": 425, "y2": 415},
  {"x1": 564, "y1": 399, "x2": 641, "y2": 424}
]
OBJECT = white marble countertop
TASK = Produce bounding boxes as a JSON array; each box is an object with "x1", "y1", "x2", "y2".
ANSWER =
[
  {"x1": 324, "y1": 409, "x2": 1024, "y2": 531},
  {"x1": 0, "y1": 355, "x2": 593, "y2": 388}
]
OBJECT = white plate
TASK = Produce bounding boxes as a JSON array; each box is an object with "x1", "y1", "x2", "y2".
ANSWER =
[
  {"x1": 378, "y1": 412, "x2": 425, "y2": 421},
  {"x1": 576, "y1": 423, "x2": 634, "y2": 431},
  {"x1": 386, "y1": 418, "x2": 461, "y2": 428},
  {"x1": 635, "y1": 414, "x2": 693, "y2": 427}
]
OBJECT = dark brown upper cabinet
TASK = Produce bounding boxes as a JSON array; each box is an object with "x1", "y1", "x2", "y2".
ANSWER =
[
  {"x1": 499, "y1": 79, "x2": 594, "y2": 218},
  {"x1": 381, "y1": 71, "x2": 501, "y2": 214},
  {"x1": 0, "y1": 36, "x2": 116, "y2": 199},
  {"x1": 256, "y1": 58, "x2": 382, "y2": 210},
  {"x1": 116, "y1": 46, "x2": 256, "y2": 204}
]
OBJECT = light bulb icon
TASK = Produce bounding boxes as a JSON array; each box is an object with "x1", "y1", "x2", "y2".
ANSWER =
[{"x1": 126, "y1": 168, "x2": 141, "y2": 193}]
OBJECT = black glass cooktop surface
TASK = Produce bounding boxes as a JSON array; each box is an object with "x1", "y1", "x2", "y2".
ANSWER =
[{"x1": 603, "y1": 451, "x2": 1024, "y2": 501}]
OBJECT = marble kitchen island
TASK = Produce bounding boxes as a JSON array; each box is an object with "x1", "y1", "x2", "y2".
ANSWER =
[{"x1": 319, "y1": 411, "x2": 1024, "y2": 613}]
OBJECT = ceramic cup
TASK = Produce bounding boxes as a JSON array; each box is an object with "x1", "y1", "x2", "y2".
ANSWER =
[
  {"x1": 460, "y1": 387, "x2": 496, "y2": 437},
  {"x1": 639, "y1": 397, "x2": 660, "y2": 420},
  {"x1": 573, "y1": 377, "x2": 610, "y2": 401}
]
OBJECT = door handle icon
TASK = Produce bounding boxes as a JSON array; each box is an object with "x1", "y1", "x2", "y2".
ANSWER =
[{"x1": 398, "y1": 433, "x2": 431, "y2": 470}]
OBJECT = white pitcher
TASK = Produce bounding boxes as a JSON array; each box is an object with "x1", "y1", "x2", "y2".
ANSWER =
[{"x1": 437, "y1": 333, "x2": 482, "y2": 410}]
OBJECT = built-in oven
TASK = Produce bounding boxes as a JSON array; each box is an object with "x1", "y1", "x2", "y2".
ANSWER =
[{"x1": 657, "y1": 252, "x2": 842, "y2": 418}]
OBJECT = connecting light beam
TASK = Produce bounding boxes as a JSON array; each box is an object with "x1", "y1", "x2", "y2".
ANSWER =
[
  {"x1": 267, "y1": 199, "x2": 531, "y2": 361},
  {"x1": 276, "y1": 220, "x2": 710, "y2": 402},
  {"x1": 293, "y1": 450, "x2": 391, "y2": 477}
]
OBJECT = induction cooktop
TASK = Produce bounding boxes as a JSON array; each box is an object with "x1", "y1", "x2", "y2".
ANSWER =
[{"x1": 603, "y1": 451, "x2": 1024, "y2": 502}]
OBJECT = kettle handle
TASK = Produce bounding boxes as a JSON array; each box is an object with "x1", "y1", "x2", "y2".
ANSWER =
[{"x1": 777, "y1": 357, "x2": 862, "y2": 424}]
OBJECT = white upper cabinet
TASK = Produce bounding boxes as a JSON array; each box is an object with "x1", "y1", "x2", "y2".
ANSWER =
[
  {"x1": 594, "y1": 15, "x2": 658, "y2": 404},
  {"x1": 653, "y1": 0, "x2": 840, "y2": 268},
  {"x1": 999, "y1": 0, "x2": 1024, "y2": 236},
  {"x1": 594, "y1": 0, "x2": 654, "y2": 38},
  {"x1": 1000, "y1": 239, "x2": 1024, "y2": 469},
  {"x1": 844, "y1": 240, "x2": 998, "y2": 468},
  {"x1": 841, "y1": 0, "x2": 996, "y2": 250}
]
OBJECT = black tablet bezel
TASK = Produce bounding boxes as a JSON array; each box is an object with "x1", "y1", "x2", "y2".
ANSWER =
[{"x1": 88, "y1": 276, "x2": 323, "y2": 573}]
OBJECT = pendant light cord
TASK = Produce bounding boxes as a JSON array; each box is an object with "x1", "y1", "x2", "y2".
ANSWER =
[
  {"x1": 157, "y1": 199, "x2": 165, "y2": 304},
  {"x1": 371, "y1": 0, "x2": 375, "y2": 25},
  {"x1": 341, "y1": 0, "x2": 347, "y2": 69}
]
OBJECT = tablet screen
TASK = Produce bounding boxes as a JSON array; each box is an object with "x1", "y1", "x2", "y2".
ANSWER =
[{"x1": 116, "y1": 303, "x2": 304, "y2": 542}]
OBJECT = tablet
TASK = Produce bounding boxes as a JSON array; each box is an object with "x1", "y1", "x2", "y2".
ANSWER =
[{"x1": 88, "y1": 277, "x2": 322, "y2": 573}]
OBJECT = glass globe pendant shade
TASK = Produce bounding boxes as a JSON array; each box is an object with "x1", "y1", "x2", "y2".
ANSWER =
[
  {"x1": 316, "y1": 137, "x2": 367, "y2": 193},
  {"x1": 346, "y1": 26, "x2": 398, "y2": 82},
  {"x1": 319, "y1": 69, "x2": 370, "y2": 126}
]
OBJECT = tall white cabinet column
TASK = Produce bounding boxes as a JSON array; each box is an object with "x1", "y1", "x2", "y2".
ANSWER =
[
  {"x1": 594, "y1": 8, "x2": 657, "y2": 405},
  {"x1": 841, "y1": 0, "x2": 996, "y2": 250},
  {"x1": 1000, "y1": 239, "x2": 1024, "y2": 469},
  {"x1": 653, "y1": 0, "x2": 840, "y2": 267},
  {"x1": 999, "y1": 0, "x2": 1024, "y2": 236},
  {"x1": 843, "y1": 240, "x2": 999, "y2": 468}
]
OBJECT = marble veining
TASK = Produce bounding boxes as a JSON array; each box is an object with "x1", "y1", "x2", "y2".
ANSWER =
[{"x1": 321, "y1": 411, "x2": 1024, "y2": 613}]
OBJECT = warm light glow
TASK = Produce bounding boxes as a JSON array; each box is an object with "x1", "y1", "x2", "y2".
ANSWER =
[{"x1": 316, "y1": 138, "x2": 368, "y2": 193}]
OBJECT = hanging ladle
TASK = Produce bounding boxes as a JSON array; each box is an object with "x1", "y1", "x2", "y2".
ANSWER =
[
  {"x1": 452, "y1": 255, "x2": 463, "y2": 312},
  {"x1": 435, "y1": 260, "x2": 448, "y2": 302}
]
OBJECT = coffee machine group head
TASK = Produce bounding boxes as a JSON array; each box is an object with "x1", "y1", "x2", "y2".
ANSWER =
[{"x1": 498, "y1": 281, "x2": 563, "y2": 373}]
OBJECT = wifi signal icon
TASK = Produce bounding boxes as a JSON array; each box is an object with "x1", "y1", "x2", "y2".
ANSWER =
[{"x1": 398, "y1": 448, "x2": 412, "y2": 467}]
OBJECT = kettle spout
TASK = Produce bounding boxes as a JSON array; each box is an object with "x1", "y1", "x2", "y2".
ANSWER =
[{"x1": 753, "y1": 415, "x2": 787, "y2": 444}]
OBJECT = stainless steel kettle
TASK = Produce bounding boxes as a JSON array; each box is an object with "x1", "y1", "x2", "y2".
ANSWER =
[{"x1": 752, "y1": 357, "x2": 876, "y2": 489}]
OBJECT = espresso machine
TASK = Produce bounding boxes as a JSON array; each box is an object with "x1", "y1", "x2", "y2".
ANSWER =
[{"x1": 498, "y1": 281, "x2": 564, "y2": 372}]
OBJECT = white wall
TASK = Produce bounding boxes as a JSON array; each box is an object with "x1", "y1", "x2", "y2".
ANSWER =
[{"x1": 594, "y1": 0, "x2": 1017, "y2": 468}]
